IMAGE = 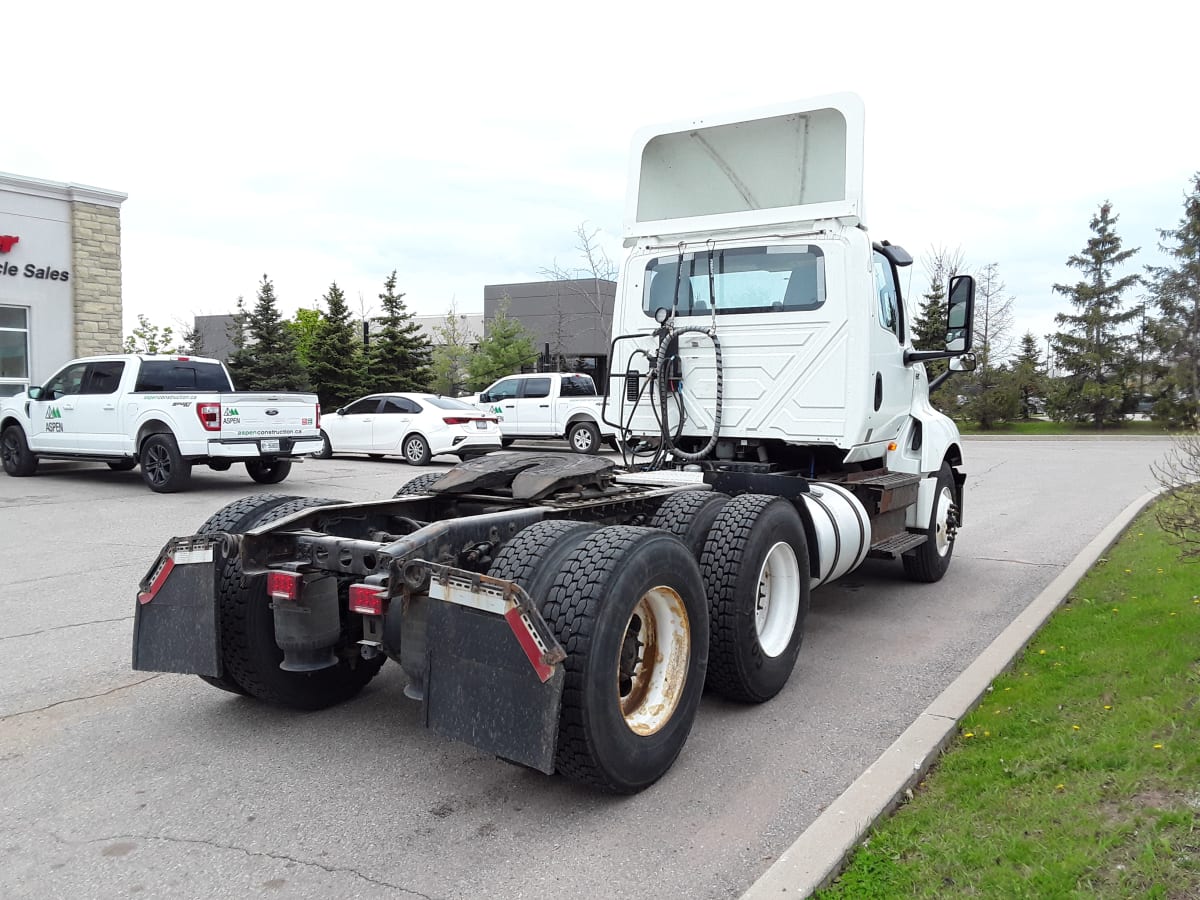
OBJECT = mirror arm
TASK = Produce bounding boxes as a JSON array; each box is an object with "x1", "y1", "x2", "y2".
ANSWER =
[
  {"x1": 928, "y1": 369, "x2": 954, "y2": 393},
  {"x1": 905, "y1": 349, "x2": 958, "y2": 365}
]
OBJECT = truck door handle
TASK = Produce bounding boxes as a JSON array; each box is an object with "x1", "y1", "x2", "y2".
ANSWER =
[
  {"x1": 62, "y1": 402, "x2": 75, "y2": 410},
  {"x1": 503, "y1": 404, "x2": 515, "y2": 409},
  {"x1": 103, "y1": 404, "x2": 116, "y2": 411},
  {"x1": 539, "y1": 404, "x2": 549, "y2": 408}
]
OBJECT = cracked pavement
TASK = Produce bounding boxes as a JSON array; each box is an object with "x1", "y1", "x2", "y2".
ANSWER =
[{"x1": 0, "y1": 441, "x2": 1170, "y2": 898}]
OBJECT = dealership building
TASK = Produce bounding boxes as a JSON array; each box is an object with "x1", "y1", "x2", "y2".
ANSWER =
[{"x1": 0, "y1": 172, "x2": 127, "y2": 397}]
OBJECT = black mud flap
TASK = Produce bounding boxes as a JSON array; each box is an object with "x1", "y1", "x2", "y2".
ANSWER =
[
  {"x1": 424, "y1": 601, "x2": 564, "y2": 774},
  {"x1": 131, "y1": 538, "x2": 222, "y2": 677}
]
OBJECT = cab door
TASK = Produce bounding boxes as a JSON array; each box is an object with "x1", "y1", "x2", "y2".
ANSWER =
[
  {"x1": 481, "y1": 377, "x2": 521, "y2": 434},
  {"x1": 518, "y1": 376, "x2": 555, "y2": 436},
  {"x1": 867, "y1": 250, "x2": 915, "y2": 444},
  {"x1": 71, "y1": 360, "x2": 126, "y2": 453},
  {"x1": 27, "y1": 361, "x2": 88, "y2": 451}
]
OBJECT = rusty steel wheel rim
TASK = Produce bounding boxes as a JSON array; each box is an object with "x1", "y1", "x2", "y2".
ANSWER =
[{"x1": 617, "y1": 585, "x2": 691, "y2": 736}]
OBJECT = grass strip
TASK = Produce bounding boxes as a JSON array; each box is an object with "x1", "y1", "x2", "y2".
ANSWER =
[
  {"x1": 956, "y1": 420, "x2": 1170, "y2": 436},
  {"x1": 818, "y1": 509, "x2": 1200, "y2": 899}
]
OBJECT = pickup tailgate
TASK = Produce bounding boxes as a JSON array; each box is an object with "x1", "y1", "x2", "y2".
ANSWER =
[{"x1": 217, "y1": 393, "x2": 320, "y2": 448}]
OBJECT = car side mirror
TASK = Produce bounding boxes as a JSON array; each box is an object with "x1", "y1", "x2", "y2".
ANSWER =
[
  {"x1": 949, "y1": 353, "x2": 977, "y2": 373},
  {"x1": 479, "y1": 392, "x2": 491, "y2": 404},
  {"x1": 27, "y1": 386, "x2": 43, "y2": 400},
  {"x1": 945, "y1": 275, "x2": 976, "y2": 353}
]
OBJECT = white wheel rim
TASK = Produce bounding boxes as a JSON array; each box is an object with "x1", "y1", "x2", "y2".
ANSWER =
[
  {"x1": 405, "y1": 439, "x2": 423, "y2": 462},
  {"x1": 755, "y1": 542, "x2": 801, "y2": 658},
  {"x1": 572, "y1": 428, "x2": 592, "y2": 451},
  {"x1": 618, "y1": 586, "x2": 691, "y2": 736},
  {"x1": 933, "y1": 486, "x2": 954, "y2": 556}
]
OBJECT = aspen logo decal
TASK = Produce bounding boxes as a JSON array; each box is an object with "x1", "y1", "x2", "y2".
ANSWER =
[
  {"x1": 46, "y1": 407, "x2": 62, "y2": 419},
  {"x1": 224, "y1": 406, "x2": 241, "y2": 425}
]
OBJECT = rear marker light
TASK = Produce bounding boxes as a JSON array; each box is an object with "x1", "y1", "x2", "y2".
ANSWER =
[
  {"x1": 349, "y1": 584, "x2": 386, "y2": 616},
  {"x1": 267, "y1": 571, "x2": 302, "y2": 601},
  {"x1": 442, "y1": 417, "x2": 471, "y2": 425}
]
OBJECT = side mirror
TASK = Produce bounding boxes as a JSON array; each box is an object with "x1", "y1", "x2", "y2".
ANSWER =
[
  {"x1": 479, "y1": 392, "x2": 492, "y2": 404},
  {"x1": 945, "y1": 275, "x2": 975, "y2": 353},
  {"x1": 949, "y1": 353, "x2": 977, "y2": 373},
  {"x1": 27, "y1": 386, "x2": 43, "y2": 400}
]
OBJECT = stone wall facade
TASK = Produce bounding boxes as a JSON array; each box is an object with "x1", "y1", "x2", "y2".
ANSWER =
[{"x1": 70, "y1": 201, "x2": 123, "y2": 356}]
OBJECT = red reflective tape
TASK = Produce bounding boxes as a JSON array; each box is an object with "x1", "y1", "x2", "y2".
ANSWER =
[
  {"x1": 504, "y1": 607, "x2": 554, "y2": 683},
  {"x1": 138, "y1": 557, "x2": 175, "y2": 605}
]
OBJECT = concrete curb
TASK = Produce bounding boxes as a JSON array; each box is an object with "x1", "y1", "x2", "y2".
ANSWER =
[{"x1": 740, "y1": 489, "x2": 1161, "y2": 899}]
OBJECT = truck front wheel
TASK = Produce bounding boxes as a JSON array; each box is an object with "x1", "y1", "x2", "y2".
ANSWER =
[
  {"x1": 567, "y1": 421, "x2": 601, "y2": 455},
  {"x1": 2, "y1": 425, "x2": 39, "y2": 476},
  {"x1": 542, "y1": 526, "x2": 708, "y2": 793},
  {"x1": 245, "y1": 458, "x2": 292, "y2": 484},
  {"x1": 700, "y1": 494, "x2": 811, "y2": 703},
  {"x1": 140, "y1": 433, "x2": 191, "y2": 493},
  {"x1": 902, "y1": 462, "x2": 958, "y2": 583}
]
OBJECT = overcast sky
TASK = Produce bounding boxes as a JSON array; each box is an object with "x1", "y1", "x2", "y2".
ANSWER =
[{"x1": 6, "y1": 1, "x2": 1197, "y2": 358}]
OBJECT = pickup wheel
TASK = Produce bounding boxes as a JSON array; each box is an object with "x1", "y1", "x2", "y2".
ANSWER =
[
  {"x1": 213, "y1": 495, "x2": 385, "y2": 709},
  {"x1": 402, "y1": 433, "x2": 431, "y2": 466},
  {"x1": 392, "y1": 472, "x2": 444, "y2": 497},
  {"x1": 106, "y1": 459, "x2": 138, "y2": 472},
  {"x1": 140, "y1": 433, "x2": 192, "y2": 493},
  {"x1": 1, "y1": 425, "x2": 39, "y2": 476},
  {"x1": 649, "y1": 490, "x2": 731, "y2": 561},
  {"x1": 902, "y1": 462, "x2": 958, "y2": 583},
  {"x1": 700, "y1": 494, "x2": 810, "y2": 703},
  {"x1": 542, "y1": 526, "x2": 708, "y2": 793},
  {"x1": 567, "y1": 421, "x2": 601, "y2": 455},
  {"x1": 245, "y1": 458, "x2": 292, "y2": 484},
  {"x1": 310, "y1": 430, "x2": 333, "y2": 459},
  {"x1": 194, "y1": 493, "x2": 298, "y2": 695}
]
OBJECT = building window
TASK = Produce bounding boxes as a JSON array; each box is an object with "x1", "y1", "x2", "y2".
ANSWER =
[{"x1": 0, "y1": 306, "x2": 30, "y2": 397}]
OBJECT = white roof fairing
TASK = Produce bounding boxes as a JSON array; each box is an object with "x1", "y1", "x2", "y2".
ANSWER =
[{"x1": 624, "y1": 93, "x2": 865, "y2": 243}]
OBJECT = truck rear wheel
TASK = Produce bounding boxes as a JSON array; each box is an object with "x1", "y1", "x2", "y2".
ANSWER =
[
  {"x1": 542, "y1": 526, "x2": 708, "y2": 793},
  {"x1": 567, "y1": 421, "x2": 601, "y2": 455},
  {"x1": 1, "y1": 425, "x2": 39, "y2": 476},
  {"x1": 649, "y1": 490, "x2": 731, "y2": 560},
  {"x1": 488, "y1": 519, "x2": 600, "y2": 603},
  {"x1": 194, "y1": 493, "x2": 299, "y2": 695},
  {"x1": 700, "y1": 494, "x2": 811, "y2": 703},
  {"x1": 209, "y1": 495, "x2": 384, "y2": 708},
  {"x1": 902, "y1": 462, "x2": 958, "y2": 583},
  {"x1": 140, "y1": 433, "x2": 191, "y2": 493},
  {"x1": 245, "y1": 458, "x2": 292, "y2": 484}
]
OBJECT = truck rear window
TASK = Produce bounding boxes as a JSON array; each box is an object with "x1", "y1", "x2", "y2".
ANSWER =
[
  {"x1": 559, "y1": 375, "x2": 597, "y2": 396},
  {"x1": 644, "y1": 245, "x2": 826, "y2": 318},
  {"x1": 134, "y1": 361, "x2": 232, "y2": 392}
]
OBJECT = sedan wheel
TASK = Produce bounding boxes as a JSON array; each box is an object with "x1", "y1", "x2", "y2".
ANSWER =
[{"x1": 403, "y1": 434, "x2": 431, "y2": 466}]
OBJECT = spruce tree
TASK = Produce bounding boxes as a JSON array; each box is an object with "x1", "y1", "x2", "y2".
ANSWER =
[
  {"x1": 227, "y1": 276, "x2": 308, "y2": 391},
  {"x1": 1145, "y1": 173, "x2": 1200, "y2": 427},
  {"x1": 1011, "y1": 331, "x2": 1046, "y2": 419},
  {"x1": 467, "y1": 299, "x2": 539, "y2": 391},
  {"x1": 1049, "y1": 202, "x2": 1140, "y2": 427},
  {"x1": 307, "y1": 282, "x2": 364, "y2": 409},
  {"x1": 366, "y1": 271, "x2": 433, "y2": 393},
  {"x1": 911, "y1": 274, "x2": 949, "y2": 379}
]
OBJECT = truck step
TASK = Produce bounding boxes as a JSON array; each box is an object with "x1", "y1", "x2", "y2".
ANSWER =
[
  {"x1": 867, "y1": 531, "x2": 927, "y2": 559},
  {"x1": 851, "y1": 471, "x2": 923, "y2": 490}
]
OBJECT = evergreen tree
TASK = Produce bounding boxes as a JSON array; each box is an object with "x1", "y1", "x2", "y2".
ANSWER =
[
  {"x1": 911, "y1": 246, "x2": 964, "y2": 381},
  {"x1": 1145, "y1": 173, "x2": 1200, "y2": 427},
  {"x1": 366, "y1": 271, "x2": 433, "y2": 393},
  {"x1": 1011, "y1": 331, "x2": 1046, "y2": 419},
  {"x1": 1049, "y1": 202, "x2": 1140, "y2": 427},
  {"x1": 307, "y1": 282, "x2": 364, "y2": 409},
  {"x1": 429, "y1": 302, "x2": 477, "y2": 396},
  {"x1": 227, "y1": 275, "x2": 308, "y2": 391},
  {"x1": 467, "y1": 299, "x2": 539, "y2": 391}
]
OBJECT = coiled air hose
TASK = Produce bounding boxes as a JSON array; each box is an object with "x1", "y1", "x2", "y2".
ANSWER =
[{"x1": 656, "y1": 325, "x2": 723, "y2": 463}]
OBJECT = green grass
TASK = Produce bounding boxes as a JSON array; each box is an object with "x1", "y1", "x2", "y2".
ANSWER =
[
  {"x1": 956, "y1": 420, "x2": 1171, "y2": 435},
  {"x1": 818, "y1": 509, "x2": 1200, "y2": 899}
]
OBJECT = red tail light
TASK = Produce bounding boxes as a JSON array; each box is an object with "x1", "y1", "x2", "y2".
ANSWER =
[
  {"x1": 442, "y1": 417, "x2": 471, "y2": 425},
  {"x1": 197, "y1": 402, "x2": 221, "y2": 432},
  {"x1": 267, "y1": 571, "x2": 302, "y2": 601},
  {"x1": 316, "y1": 403, "x2": 321, "y2": 429},
  {"x1": 349, "y1": 584, "x2": 386, "y2": 616}
]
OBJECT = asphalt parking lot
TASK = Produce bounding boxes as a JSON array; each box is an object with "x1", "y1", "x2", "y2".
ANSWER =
[{"x1": 0, "y1": 438, "x2": 1172, "y2": 899}]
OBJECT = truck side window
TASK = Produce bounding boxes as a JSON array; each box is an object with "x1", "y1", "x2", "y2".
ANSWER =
[
  {"x1": 488, "y1": 379, "x2": 520, "y2": 401},
  {"x1": 873, "y1": 251, "x2": 902, "y2": 341},
  {"x1": 83, "y1": 361, "x2": 125, "y2": 394},
  {"x1": 45, "y1": 363, "x2": 88, "y2": 399},
  {"x1": 522, "y1": 378, "x2": 551, "y2": 399}
]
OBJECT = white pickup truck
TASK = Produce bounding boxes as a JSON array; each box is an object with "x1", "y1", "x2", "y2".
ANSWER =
[
  {"x1": 469, "y1": 372, "x2": 621, "y2": 454},
  {"x1": 0, "y1": 354, "x2": 322, "y2": 492}
]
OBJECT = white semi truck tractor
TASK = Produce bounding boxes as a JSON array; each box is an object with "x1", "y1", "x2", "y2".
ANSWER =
[{"x1": 132, "y1": 93, "x2": 976, "y2": 794}]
